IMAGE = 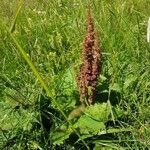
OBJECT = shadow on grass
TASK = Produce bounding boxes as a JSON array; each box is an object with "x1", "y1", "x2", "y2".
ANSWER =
[{"x1": 95, "y1": 75, "x2": 121, "y2": 106}]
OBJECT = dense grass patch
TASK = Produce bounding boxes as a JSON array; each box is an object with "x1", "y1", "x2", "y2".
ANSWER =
[{"x1": 0, "y1": 0, "x2": 150, "y2": 149}]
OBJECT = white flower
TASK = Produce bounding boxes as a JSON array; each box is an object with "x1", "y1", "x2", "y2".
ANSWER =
[{"x1": 147, "y1": 17, "x2": 150, "y2": 43}]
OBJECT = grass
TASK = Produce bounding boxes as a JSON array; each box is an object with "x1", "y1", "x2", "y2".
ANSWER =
[{"x1": 0, "y1": 0, "x2": 150, "y2": 149}]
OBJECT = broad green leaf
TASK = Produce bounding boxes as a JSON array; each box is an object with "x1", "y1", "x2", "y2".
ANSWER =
[
  {"x1": 0, "y1": 108, "x2": 34, "y2": 131},
  {"x1": 84, "y1": 103, "x2": 111, "y2": 122},
  {"x1": 51, "y1": 130, "x2": 71, "y2": 145},
  {"x1": 74, "y1": 115, "x2": 105, "y2": 135}
]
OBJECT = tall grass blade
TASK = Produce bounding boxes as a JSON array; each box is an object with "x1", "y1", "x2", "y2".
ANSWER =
[{"x1": 10, "y1": 0, "x2": 24, "y2": 33}]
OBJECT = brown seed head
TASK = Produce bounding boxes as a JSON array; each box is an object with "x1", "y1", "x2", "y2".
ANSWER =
[{"x1": 77, "y1": 7, "x2": 102, "y2": 105}]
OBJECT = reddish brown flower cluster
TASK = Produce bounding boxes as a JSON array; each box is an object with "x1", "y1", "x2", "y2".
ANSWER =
[{"x1": 77, "y1": 8, "x2": 102, "y2": 105}]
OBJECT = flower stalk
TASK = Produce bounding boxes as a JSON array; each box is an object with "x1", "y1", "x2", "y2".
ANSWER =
[{"x1": 77, "y1": 8, "x2": 102, "y2": 105}]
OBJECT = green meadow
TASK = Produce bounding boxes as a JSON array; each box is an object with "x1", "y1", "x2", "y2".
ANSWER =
[{"x1": 0, "y1": 0, "x2": 150, "y2": 149}]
